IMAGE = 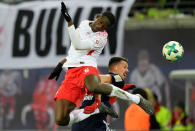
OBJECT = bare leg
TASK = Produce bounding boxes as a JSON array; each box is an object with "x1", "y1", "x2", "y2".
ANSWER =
[
  {"x1": 85, "y1": 74, "x2": 154, "y2": 115},
  {"x1": 84, "y1": 75, "x2": 139, "y2": 103},
  {"x1": 55, "y1": 99, "x2": 76, "y2": 126},
  {"x1": 84, "y1": 74, "x2": 112, "y2": 95}
]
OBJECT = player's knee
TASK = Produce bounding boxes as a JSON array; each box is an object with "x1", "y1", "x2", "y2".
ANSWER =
[
  {"x1": 55, "y1": 114, "x2": 69, "y2": 126},
  {"x1": 86, "y1": 86, "x2": 95, "y2": 93},
  {"x1": 55, "y1": 100, "x2": 72, "y2": 126},
  {"x1": 85, "y1": 74, "x2": 100, "y2": 93}
]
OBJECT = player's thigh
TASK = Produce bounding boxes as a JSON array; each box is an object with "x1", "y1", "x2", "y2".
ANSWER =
[
  {"x1": 84, "y1": 74, "x2": 101, "y2": 91},
  {"x1": 55, "y1": 99, "x2": 76, "y2": 120}
]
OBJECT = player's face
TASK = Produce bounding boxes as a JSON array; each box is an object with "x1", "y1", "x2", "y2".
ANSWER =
[
  {"x1": 92, "y1": 16, "x2": 110, "y2": 32},
  {"x1": 115, "y1": 61, "x2": 129, "y2": 80}
]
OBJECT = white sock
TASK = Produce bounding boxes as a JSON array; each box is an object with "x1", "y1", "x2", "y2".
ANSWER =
[
  {"x1": 69, "y1": 108, "x2": 100, "y2": 125},
  {"x1": 109, "y1": 85, "x2": 140, "y2": 104}
]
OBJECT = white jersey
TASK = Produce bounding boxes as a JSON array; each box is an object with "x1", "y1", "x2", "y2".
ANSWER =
[{"x1": 63, "y1": 20, "x2": 108, "y2": 69}]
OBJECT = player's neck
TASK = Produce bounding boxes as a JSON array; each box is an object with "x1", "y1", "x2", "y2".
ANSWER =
[{"x1": 89, "y1": 22, "x2": 95, "y2": 32}]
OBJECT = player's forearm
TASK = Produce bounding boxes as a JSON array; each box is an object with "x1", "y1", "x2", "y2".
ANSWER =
[{"x1": 68, "y1": 25, "x2": 92, "y2": 50}]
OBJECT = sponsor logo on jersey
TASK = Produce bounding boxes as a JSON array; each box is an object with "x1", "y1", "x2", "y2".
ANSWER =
[{"x1": 83, "y1": 94, "x2": 94, "y2": 101}]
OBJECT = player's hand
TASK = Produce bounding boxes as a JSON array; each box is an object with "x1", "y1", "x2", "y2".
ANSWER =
[
  {"x1": 84, "y1": 99, "x2": 101, "y2": 114},
  {"x1": 122, "y1": 84, "x2": 136, "y2": 91},
  {"x1": 61, "y1": 2, "x2": 72, "y2": 22},
  {"x1": 48, "y1": 63, "x2": 63, "y2": 81}
]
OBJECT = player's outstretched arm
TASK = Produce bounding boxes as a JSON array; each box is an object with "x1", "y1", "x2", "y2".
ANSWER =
[
  {"x1": 61, "y1": 2, "x2": 93, "y2": 50},
  {"x1": 48, "y1": 58, "x2": 67, "y2": 81},
  {"x1": 61, "y1": 2, "x2": 72, "y2": 26}
]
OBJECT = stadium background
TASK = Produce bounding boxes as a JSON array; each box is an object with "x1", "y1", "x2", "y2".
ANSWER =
[{"x1": 0, "y1": 0, "x2": 195, "y2": 130}]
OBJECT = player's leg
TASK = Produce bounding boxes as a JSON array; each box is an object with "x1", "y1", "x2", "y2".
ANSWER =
[
  {"x1": 55, "y1": 99, "x2": 76, "y2": 126},
  {"x1": 84, "y1": 74, "x2": 140, "y2": 102},
  {"x1": 84, "y1": 74, "x2": 154, "y2": 115},
  {"x1": 55, "y1": 98, "x2": 101, "y2": 126}
]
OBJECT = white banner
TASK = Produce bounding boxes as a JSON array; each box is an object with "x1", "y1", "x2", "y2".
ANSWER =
[{"x1": 0, "y1": 0, "x2": 135, "y2": 69}]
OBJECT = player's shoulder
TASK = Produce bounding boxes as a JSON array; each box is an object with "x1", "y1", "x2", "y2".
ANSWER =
[
  {"x1": 109, "y1": 73, "x2": 123, "y2": 82},
  {"x1": 95, "y1": 30, "x2": 108, "y2": 38}
]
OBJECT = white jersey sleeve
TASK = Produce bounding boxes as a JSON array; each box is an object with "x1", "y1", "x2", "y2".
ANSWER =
[
  {"x1": 68, "y1": 21, "x2": 108, "y2": 50},
  {"x1": 63, "y1": 20, "x2": 108, "y2": 68},
  {"x1": 90, "y1": 31, "x2": 108, "y2": 50}
]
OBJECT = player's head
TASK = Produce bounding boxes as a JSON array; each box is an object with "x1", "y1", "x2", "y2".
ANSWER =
[
  {"x1": 91, "y1": 11, "x2": 115, "y2": 32},
  {"x1": 108, "y1": 57, "x2": 128, "y2": 80}
]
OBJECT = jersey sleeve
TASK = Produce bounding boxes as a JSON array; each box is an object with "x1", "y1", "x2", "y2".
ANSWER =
[{"x1": 110, "y1": 74, "x2": 124, "y2": 89}]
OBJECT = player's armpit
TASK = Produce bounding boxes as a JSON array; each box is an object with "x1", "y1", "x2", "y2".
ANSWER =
[{"x1": 100, "y1": 74, "x2": 112, "y2": 83}]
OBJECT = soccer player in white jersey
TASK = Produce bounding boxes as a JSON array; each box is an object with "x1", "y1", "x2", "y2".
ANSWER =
[{"x1": 48, "y1": 2, "x2": 154, "y2": 126}]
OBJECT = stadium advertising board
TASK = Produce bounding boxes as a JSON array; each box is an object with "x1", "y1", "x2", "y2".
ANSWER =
[{"x1": 0, "y1": 0, "x2": 135, "y2": 69}]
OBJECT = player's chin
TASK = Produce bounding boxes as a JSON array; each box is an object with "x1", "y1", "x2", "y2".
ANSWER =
[{"x1": 95, "y1": 28, "x2": 104, "y2": 32}]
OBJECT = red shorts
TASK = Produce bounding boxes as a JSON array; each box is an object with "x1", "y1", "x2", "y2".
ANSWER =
[{"x1": 54, "y1": 66, "x2": 100, "y2": 107}]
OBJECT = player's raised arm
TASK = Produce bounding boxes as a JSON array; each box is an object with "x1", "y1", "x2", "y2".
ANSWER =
[{"x1": 61, "y1": 2, "x2": 93, "y2": 50}]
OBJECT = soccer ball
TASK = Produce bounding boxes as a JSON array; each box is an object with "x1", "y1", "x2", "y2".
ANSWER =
[{"x1": 162, "y1": 41, "x2": 184, "y2": 62}]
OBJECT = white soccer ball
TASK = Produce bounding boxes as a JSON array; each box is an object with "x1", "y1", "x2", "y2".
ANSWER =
[{"x1": 162, "y1": 41, "x2": 184, "y2": 62}]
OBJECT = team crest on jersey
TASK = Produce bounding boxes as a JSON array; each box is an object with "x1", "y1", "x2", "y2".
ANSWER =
[
  {"x1": 84, "y1": 68, "x2": 89, "y2": 73},
  {"x1": 95, "y1": 39, "x2": 99, "y2": 44},
  {"x1": 114, "y1": 75, "x2": 122, "y2": 82}
]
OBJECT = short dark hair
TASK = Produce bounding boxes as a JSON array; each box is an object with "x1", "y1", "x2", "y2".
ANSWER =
[
  {"x1": 108, "y1": 57, "x2": 128, "y2": 70},
  {"x1": 102, "y1": 11, "x2": 115, "y2": 27},
  {"x1": 132, "y1": 88, "x2": 148, "y2": 100}
]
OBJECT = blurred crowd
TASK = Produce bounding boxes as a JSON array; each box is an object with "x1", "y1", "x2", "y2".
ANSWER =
[
  {"x1": 1, "y1": 50, "x2": 195, "y2": 130},
  {"x1": 124, "y1": 88, "x2": 195, "y2": 130}
]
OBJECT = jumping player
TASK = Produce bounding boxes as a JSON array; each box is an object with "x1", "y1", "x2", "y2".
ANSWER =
[
  {"x1": 48, "y1": 2, "x2": 154, "y2": 127},
  {"x1": 72, "y1": 57, "x2": 136, "y2": 131}
]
